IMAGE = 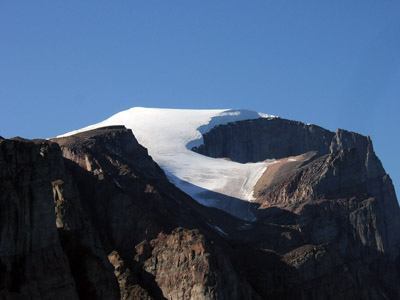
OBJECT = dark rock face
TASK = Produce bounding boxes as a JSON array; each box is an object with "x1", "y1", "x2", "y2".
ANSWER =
[
  {"x1": 0, "y1": 138, "x2": 120, "y2": 300},
  {"x1": 52, "y1": 165, "x2": 120, "y2": 300},
  {"x1": 2, "y1": 119, "x2": 400, "y2": 299},
  {"x1": 0, "y1": 139, "x2": 79, "y2": 299},
  {"x1": 193, "y1": 118, "x2": 335, "y2": 162}
]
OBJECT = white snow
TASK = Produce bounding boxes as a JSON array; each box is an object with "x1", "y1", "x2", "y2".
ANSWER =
[
  {"x1": 58, "y1": 107, "x2": 277, "y2": 217},
  {"x1": 112, "y1": 177, "x2": 122, "y2": 188},
  {"x1": 214, "y1": 225, "x2": 229, "y2": 237},
  {"x1": 207, "y1": 222, "x2": 229, "y2": 237}
]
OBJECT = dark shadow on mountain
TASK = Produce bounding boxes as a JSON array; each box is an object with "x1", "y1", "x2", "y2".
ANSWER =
[
  {"x1": 164, "y1": 170, "x2": 261, "y2": 221},
  {"x1": 61, "y1": 158, "x2": 168, "y2": 300}
]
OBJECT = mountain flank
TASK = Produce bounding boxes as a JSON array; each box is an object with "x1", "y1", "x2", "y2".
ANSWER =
[{"x1": 1, "y1": 114, "x2": 400, "y2": 299}]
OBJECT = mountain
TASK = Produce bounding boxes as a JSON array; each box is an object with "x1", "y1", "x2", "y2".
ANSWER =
[
  {"x1": 1, "y1": 108, "x2": 399, "y2": 299},
  {"x1": 58, "y1": 108, "x2": 277, "y2": 220}
]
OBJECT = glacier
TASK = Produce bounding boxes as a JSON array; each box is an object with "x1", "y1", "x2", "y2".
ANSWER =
[{"x1": 59, "y1": 107, "x2": 278, "y2": 219}]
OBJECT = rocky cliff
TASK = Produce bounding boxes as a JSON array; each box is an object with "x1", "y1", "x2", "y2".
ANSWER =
[
  {"x1": 0, "y1": 138, "x2": 79, "y2": 299},
  {"x1": 193, "y1": 117, "x2": 400, "y2": 298},
  {"x1": 0, "y1": 137, "x2": 119, "y2": 300},
  {"x1": 193, "y1": 117, "x2": 400, "y2": 255},
  {"x1": 193, "y1": 118, "x2": 334, "y2": 162},
  {"x1": 1, "y1": 120, "x2": 400, "y2": 299}
]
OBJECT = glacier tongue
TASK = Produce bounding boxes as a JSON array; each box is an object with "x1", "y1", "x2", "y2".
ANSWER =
[{"x1": 58, "y1": 107, "x2": 277, "y2": 220}]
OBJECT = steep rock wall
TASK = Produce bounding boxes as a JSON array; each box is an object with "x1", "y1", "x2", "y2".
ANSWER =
[
  {"x1": 0, "y1": 139, "x2": 79, "y2": 299},
  {"x1": 0, "y1": 138, "x2": 120, "y2": 300},
  {"x1": 193, "y1": 118, "x2": 334, "y2": 162}
]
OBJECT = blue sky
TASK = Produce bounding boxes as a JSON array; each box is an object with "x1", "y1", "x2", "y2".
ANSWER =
[{"x1": 1, "y1": 1, "x2": 399, "y2": 195}]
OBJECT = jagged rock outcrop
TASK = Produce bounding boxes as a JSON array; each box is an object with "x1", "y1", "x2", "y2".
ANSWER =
[
  {"x1": 135, "y1": 228, "x2": 259, "y2": 300},
  {"x1": 108, "y1": 250, "x2": 153, "y2": 300}
]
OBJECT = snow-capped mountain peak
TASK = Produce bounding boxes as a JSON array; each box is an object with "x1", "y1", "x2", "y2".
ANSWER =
[{"x1": 59, "y1": 107, "x2": 277, "y2": 219}]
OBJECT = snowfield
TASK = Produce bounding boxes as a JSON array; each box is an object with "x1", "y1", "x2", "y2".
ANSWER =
[{"x1": 59, "y1": 107, "x2": 277, "y2": 220}]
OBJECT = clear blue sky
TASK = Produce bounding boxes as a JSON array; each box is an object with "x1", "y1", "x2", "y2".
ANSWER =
[{"x1": 1, "y1": 1, "x2": 399, "y2": 195}]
